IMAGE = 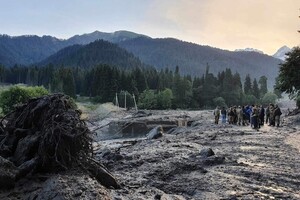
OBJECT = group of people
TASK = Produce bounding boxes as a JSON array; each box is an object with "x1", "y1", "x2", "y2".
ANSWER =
[{"x1": 213, "y1": 103, "x2": 282, "y2": 129}]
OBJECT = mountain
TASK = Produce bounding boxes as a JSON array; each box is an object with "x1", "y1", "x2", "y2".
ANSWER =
[
  {"x1": 67, "y1": 30, "x2": 148, "y2": 45},
  {"x1": 0, "y1": 31, "x2": 148, "y2": 66},
  {"x1": 273, "y1": 45, "x2": 291, "y2": 61},
  {"x1": 0, "y1": 34, "x2": 66, "y2": 66},
  {"x1": 235, "y1": 48, "x2": 264, "y2": 54},
  {"x1": 118, "y1": 37, "x2": 282, "y2": 86},
  {"x1": 39, "y1": 39, "x2": 145, "y2": 69},
  {"x1": 0, "y1": 30, "x2": 282, "y2": 86}
]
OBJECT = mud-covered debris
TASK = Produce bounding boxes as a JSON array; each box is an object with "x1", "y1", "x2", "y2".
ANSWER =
[
  {"x1": 0, "y1": 156, "x2": 18, "y2": 189},
  {"x1": 147, "y1": 126, "x2": 163, "y2": 139},
  {"x1": 0, "y1": 94, "x2": 119, "y2": 189}
]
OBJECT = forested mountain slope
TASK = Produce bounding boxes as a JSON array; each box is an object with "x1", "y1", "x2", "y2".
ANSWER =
[
  {"x1": 119, "y1": 37, "x2": 282, "y2": 85},
  {"x1": 39, "y1": 39, "x2": 146, "y2": 69}
]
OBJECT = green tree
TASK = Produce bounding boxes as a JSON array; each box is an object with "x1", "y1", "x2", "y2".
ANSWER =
[
  {"x1": 242, "y1": 94, "x2": 258, "y2": 105},
  {"x1": 213, "y1": 97, "x2": 227, "y2": 108},
  {"x1": 275, "y1": 47, "x2": 300, "y2": 98},
  {"x1": 252, "y1": 78, "x2": 260, "y2": 99},
  {"x1": 244, "y1": 74, "x2": 252, "y2": 95},
  {"x1": 261, "y1": 92, "x2": 278, "y2": 105},
  {"x1": 258, "y1": 76, "x2": 268, "y2": 97},
  {"x1": 157, "y1": 88, "x2": 173, "y2": 109},
  {"x1": 138, "y1": 89, "x2": 157, "y2": 109}
]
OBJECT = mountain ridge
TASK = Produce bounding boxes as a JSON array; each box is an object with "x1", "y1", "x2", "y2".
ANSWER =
[{"x1": 0, "y1": 30, "x2": 282, "y2": 86}]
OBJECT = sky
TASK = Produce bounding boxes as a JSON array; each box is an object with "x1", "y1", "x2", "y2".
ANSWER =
[{"x1": 0, "y1": 0, "x2": 299, "y2": 55}]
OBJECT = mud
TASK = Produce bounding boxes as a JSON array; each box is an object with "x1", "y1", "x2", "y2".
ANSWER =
[
  {"x1": 1, "y1": 109, "x2": 300, "y2": 199},
  {"x1": 96, "y1": 110, "x2": 300, "y2": 199}
]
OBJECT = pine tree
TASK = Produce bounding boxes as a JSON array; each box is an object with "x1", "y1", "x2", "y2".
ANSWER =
[
  {"x1": 252, "y1": 78, "x2": 260, "y2": 99},
  {"x1": 258, "y1": 76, "x2": 268, "y2": 97},
  {"x1": 244, "y1": 74, "x2": 252, "y2": 95}
]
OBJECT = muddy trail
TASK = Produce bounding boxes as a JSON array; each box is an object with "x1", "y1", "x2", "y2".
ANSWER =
[{"x1": 95, "y1": 110, "x2": 300, "y2": 199}]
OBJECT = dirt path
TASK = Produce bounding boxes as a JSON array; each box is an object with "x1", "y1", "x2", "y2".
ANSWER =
[
  {"x1": 285, "y1": 132, "x2": 300, "y2": 152},
  {"x1": 96, "y1": 111, "x2": 300, "y2": 199}
]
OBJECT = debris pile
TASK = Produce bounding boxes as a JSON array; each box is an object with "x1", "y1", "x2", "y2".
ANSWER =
[{"x1": 0, "y1": 94, "x2": 119, "y2": 189}]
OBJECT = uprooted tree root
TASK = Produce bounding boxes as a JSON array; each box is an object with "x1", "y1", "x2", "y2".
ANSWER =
[{"x1": 0, "y1": 94, "x2": 119, "y2": 189}]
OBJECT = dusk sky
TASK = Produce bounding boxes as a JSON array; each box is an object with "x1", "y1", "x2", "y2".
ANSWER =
[{"x1": 1, "y1": 0, "x2": 299, "y2": 55}]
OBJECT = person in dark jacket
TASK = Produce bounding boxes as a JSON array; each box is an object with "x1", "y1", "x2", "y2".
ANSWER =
[
  {"x1": 221, "y1": 107, "x2": 227, "y2": 124},
  {"x1": 251, "y1": 105, "x2": 259, "y2": 130},
  {"x1": 274, "y1": 104, "x2": 282, "y2": 127},
  {"x1": 265, "y1": 104, "x2": 270, "y2": 124},
  {"x1": 259, "y1": 105, "x2": 265, "y2": 126}
]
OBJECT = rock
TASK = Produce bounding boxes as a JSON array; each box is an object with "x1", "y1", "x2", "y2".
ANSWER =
[
  {"x1": 147, "y1": 126, "x2": 163, "y2": 139},
  {"x1": 199, "y1": 148, "x2": 215, "y2": 158},
  {"x1": 0, "y1": 156, "x2": 18, "y2": 189}
]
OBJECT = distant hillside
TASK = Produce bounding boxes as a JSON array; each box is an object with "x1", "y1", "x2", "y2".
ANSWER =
[
  {"x1": 0, "y1": 30, "x2": 282, "y2": 86},
  {"x1": 0, "y1": 35, "x2": 66, "y2": 66},
  {"x1": 118, "y1": 37, "x2": 282, "y2": 86},
  {"x1": 0, "y1": 31, "x2": 148, "y2": 66},
  {"x1": 39, "y1": 40, "x2": 145, "y2": 69}
]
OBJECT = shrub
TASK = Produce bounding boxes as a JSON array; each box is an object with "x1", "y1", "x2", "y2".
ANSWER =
[
  {"x1": 0, "y1": 85, "x2": 49, "y2": 114},
  {"x1": 138, "y1": 90, "x2": 157, "y2": 109},
  {"x1": 157, "y1": 88, "x2": 173, "y2": 109},
  {"x1": 261, "y1": 92, "x2": 278, "y2": 106},
  {"x1": 213, "y1": 97, "x2": 227, "y2": 108}
]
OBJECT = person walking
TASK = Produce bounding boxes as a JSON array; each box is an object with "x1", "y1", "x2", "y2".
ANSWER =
[
  {"x1": 221, "y1": 107, "x2": 227, "y2": 124},
  {"x1": 252, "y1": 105, "x2": 259, "y2": 130},
  {"x1": 214, "y1": 106, "x2": 220, "y2": 124},
  {"x1": 259, "y1": 105, "x2": 265, "y2": 126},
  {"x1": 265, "y1": 104, "x2": 270, "y2": 124},
  {"x1": 269, "y1": 104, "x2": 275, "y2": 126},
  {"x1": 237, "y1": 106, "x2": 243, "y2": 125},
  {"x1": 274, "y1": 104, "x2": 282, "y2": 127}
]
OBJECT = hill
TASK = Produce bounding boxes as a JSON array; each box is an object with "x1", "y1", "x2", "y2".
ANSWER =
[
  {"x1": 0, "y1": 31, "x2": 282, "y2": 86},
  {"x1": 38, "y1": 39, "x2": 145, "y2": 69},
  {"x1": 0, "y1": 31, "x2": 147, "y2": 66},
  {"x1": 118, "y1": 37, "x2": 282, "y2": 85},
  {"x1": 0, "y1": 35, "x2": 66, "y2": 66}
]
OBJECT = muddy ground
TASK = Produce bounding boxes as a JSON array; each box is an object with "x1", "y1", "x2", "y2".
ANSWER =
[
  {"x1": 1, "y1": 109, "x2": 300, "y2": 199},
  {"x1": 94, "y1": 110, "x2": 300, "y2": 199}
]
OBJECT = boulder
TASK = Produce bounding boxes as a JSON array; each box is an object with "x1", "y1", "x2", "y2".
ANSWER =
[{"x1": 199, "y1": 148, "x2": 215, "y2": 158}]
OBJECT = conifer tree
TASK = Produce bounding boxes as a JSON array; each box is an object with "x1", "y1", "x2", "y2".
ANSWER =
[
  {"x1": 252, "y1": 78, "x2": 260, "y2": 99},
  {"x1": 244, "y1": 74, "x2": 252, "y2": 95}
]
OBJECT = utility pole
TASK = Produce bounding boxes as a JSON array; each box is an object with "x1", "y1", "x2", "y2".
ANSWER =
[
  {"x1": 132, "y1": 93, "x2": 138, "y2": 111},
  {"x1": 115, "y1": 93, "x2": 119, "y2": 111},
  {"x1": 124, "y1": 91, "x2": 127, "y2": 110}
]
